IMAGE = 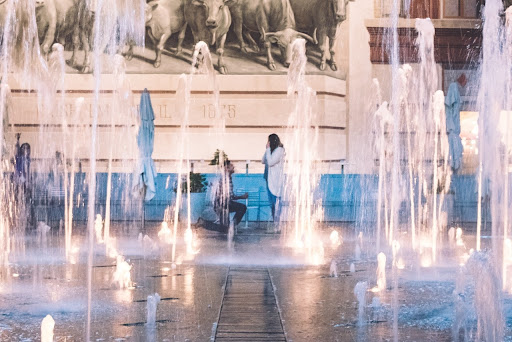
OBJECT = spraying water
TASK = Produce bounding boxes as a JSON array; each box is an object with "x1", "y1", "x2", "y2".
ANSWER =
[
  {"x1": 354, "y1": 281, "x2": 368, "y2": 326},
  {"x1": 158, "y1": 221, "x2": 173, "y2": 244},
  {"x1": 36, "y1": 222, "x2": 51, "y2": 249},
  {"x1": 329, "y1": 230, "x2": 342, "y2": 247},
  {"x1": 170, "y1": 41, "x2": 227, "y2": 261},
  {"x1": 146, "y1": 293, "x2": 161, "y2": 327},
  {"x1": 113, "y1": 255, "x2": 132, "y2": 289},
  {"x1": 104, "y1": 53, "x2": 135, "y2": 252},
  {"x1": 330, "y1": 260, "x2": 338, "y2": 278},
  {"x1": 94, "y1": 214, "x2": 103, "y2": 244},
  {"x1": 283, "y1": 38, "x2": 323, "y2": 264},
  {"x1": 355, "y1": 243, "x2": 361, "y2": 261},
  {"x1": 41, "y1": 314, "x2": 55, "y2": 342},
  {"x1": 48, "y1": 42, "x2": 67, "y2": 243},
  {"x1": 0, "y1": 83, "x2": 11, "y2": 268},
  {"x1": 374, "y1": 17, "x2": 450, "y2": 268},
  {"x1": 84, "y1": 3, "x2": 145, "y2": 340},
  {"x1": 476, "y1": 0, "x2": 512, "y2": 293},
  {"x1": 65, "y1": 97, "x2": 85, "y2": 262},
  {"x1": 464, "y1": 252, "x2": 504, "y2": 341},
  {"x1": 376, "y1": 252, "x2": 386, "y2": 292},
  {"x1": 0, "y1": 0, "x2": 47, "y2": 265},
  {"x1": 171, "y1": 71, "x2": 192, "y2": 267},
  {"x1": 374, "y1": 101, "x2": 393, "y2": 253},
  {"x1": 184, "y1": 224, "x2": 200, "y2": 259}
]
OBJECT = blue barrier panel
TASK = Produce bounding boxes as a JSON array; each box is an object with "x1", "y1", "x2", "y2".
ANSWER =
[{"x1": 25, "y1": 172, "x2": 483, "y2": 224}]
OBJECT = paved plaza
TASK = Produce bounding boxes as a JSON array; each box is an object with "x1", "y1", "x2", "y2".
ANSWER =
[{"x1": 1, "y1": 222, "x2": 508, "y2": 341}]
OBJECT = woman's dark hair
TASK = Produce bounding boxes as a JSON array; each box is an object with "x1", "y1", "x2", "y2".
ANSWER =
[
  {"x1": 268, "y1": 134, "x2": 282, "y2": 153},
  {"x1": 20, "y1": 143, "x2": 30, "y2": 157}
]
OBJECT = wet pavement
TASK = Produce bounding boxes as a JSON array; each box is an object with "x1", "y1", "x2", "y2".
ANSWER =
[{"x1": 0, "y1": 222, "x2": 511, "y2": 341}]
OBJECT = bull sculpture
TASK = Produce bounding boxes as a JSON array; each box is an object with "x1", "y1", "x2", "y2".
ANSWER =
[
  {"x1": 184, "y1": 0, "x2": 231, "y2": 74},
  {"x1": 35, "y1": 0, "x2": 76, "y2": 56},
  {"x1": 69, "y1": 0, "x2": 128, "y2": 73},
  {"x1": 127, "y1": 0, "x2": 187, "y2": 68},
  {"x1": 68, "y1": 0, "x2": 95, "y2": 73},
  {"x1": 230, "y1": 0, "x2": 314, "y2": 70},
  {"x1": 290, "y1": 0, "x2": 350, "y2": 71},
  {"x1": 2, "y1": 0, "x2": 352, "y2": 73}
]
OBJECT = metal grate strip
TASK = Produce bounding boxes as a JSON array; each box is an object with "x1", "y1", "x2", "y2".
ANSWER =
[{"x1": 215, "y1": 267, "x2": 286, "y2": 342}]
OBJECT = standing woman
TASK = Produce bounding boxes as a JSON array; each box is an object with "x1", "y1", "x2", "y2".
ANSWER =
[{"x1": 262, "y1": 134, "x2": 285, "y2": 223}]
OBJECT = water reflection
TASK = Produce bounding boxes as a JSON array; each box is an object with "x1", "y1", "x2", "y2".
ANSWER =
[
  {"x1": 114, "y1": 287, "x2": 134, "y2": 304},
  {"x1": 183, "y1": 268, "x2": 194, "y2": 307},
  {"x1": 0, "y1": 224, "x2": 491, "y2": 341}
]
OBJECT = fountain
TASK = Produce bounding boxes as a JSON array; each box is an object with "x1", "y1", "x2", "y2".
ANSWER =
[
  {"x1": 1, "y1": 0, "x2": 512, "y2": 340},
  {"x1": 355, "y1": 241, "x2": 361, "y2": 261},
  {"x1": 329, "y1": 230, "x2": 342, "y2": 247},
  {"x1": 354, "y1": 281, "x2": 368, "y2": 326},
  {"x1": 374, "y1": 17, "x2": 451, "y2": 263},
  {"x1": 36, "y1": 221, "x2": 51, "y2": 248},
  {"x1": 474, "y1": 0, "x2": 512, "y2": 297},
  {"x1": 463, "y1": 252, "x2": 504, "y2": 341},
  {"x1": 146, "y1": 292, "x2": 161, "y2": 327},
  {"x1": 330, "y1": 259, "x2": 338, "y2": 278},
  {"x1": 41, "y1": 314, "x2": 55, "y2": 342},
  {"x1": 375, "y1": 252, "x2": 387, "y2": 292},
  {"x1": 112, "y1": 254, "x2": 132, "y2": 289},
  {"x1": 158, "y1": 221, "x2": 173, "y2": 244},
  {"x1": 94, "y1": 214, "x2": 103, "y2": 244},
  {"x1": 170, "y1": 72, "x2": 191, "y2": 267},
  {"x1": 283, "y1": 38, "x2": 324, "y2": 264}
]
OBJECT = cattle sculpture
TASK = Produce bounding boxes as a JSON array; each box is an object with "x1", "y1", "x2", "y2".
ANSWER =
[
  {"x1": 230, "y1": 0, "x2": 315, "y2": 70},
  {"x1": 68, "y1": 0, "x2": 95, "y2": 72},
  {"x1": 35, "y1": 0, "x2": 76, "y2": 56},
  {"x1": 184, "y1": 0, "x2": 231, "y2": 74},
  {"x1": 127, "y1": 0, "x2": 187, "y2": 68},
  {"x1": 290, "y1": 0, "x2": 350, "y2": 71},
  {"x1": 69, "y1": 0, "x2": 123, "y2": 73},
  {"x1": 0, "y1": 0, "x2": 353, "y2": 73}
]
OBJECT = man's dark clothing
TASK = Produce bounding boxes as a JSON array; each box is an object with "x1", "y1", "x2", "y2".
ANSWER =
[
  {"x1": 221, "y1": 200, "x2": 247, "y2": 227},
  {"x1": 214, "y1": 173, "x2": 247, "y2": 229}
]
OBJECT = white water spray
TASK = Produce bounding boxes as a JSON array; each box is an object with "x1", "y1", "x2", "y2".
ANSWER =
[
  {"x1": 41, "y1": 314, "x2": 55, "y2": 342},
  {"x1": 113, "y1": 255, "x2": 132, "y2": 289},
  {"x1": 354, "y1": 281, "x2": 368, "y2": 326},
  {"x1": 330, "y1": 260, "x2": 338, "y2": 278},
  {"x1": 376, "y1": 252, "x2": 386, "y2": 292},
  {"x1": 283, "y1": 38, "x2": 324, "y2": 264},
  {"x1": 146, "y1": 293, "x2": 161, "y2": 327},
  {"x1": 94, "y1": 214, "x2": 103, "y2": 244}
]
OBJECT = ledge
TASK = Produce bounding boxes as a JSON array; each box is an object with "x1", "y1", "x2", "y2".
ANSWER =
[
  {"x1": 7, "y1": 73, "x2": 346, "y2": 97},
  {"x1": 365, "y1": 18, "x2": 481, "y2": 29}
]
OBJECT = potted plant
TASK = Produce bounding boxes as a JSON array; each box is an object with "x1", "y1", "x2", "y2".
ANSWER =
[
  {"x1": 175, "y1": 172, "x2": 208, "y2": 224},
  {"x1": 209, "y1": 149, "x2": 229, "y2": 166}
]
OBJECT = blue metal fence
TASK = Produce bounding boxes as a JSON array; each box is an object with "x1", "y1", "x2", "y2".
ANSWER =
[{"x1": 27, "y1": 172, "x2": 484, "y2": 225}]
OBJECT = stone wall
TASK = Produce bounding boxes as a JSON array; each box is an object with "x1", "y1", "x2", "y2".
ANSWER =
[{"x1": 6, "y1": 73, "x2": 347, "y2": 174}]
